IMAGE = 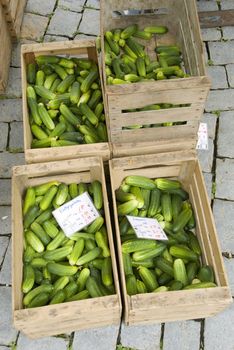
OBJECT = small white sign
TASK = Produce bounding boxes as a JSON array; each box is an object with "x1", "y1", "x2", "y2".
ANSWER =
[
  {"x1": 196, "y1": 122, "x2": 208, "y2": 150},
  {"x1": 126, "y1": 215, "x2": 168, "y2": 240},
  {"x1": 52, "y1": 192, "x2": 100, "y2": 237}
]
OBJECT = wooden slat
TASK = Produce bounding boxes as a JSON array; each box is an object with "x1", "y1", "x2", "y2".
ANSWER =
[
  {"x1": 199, "y1": 10, "x2": 234, "y2": 29},
  {"x1": 0, "y1": 3, "x2": 11, "y2": 92}
]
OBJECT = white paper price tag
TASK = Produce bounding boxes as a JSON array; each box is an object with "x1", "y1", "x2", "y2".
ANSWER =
[
  {"x1": 126, "y1": 215, "x2": 168, "y2": 240},
  {"x1": 196, "y1": 122, "x2": 208, "y2": 150},
  {"x1": 52, "y1": 192, "x2": 100, "y2": 237}
]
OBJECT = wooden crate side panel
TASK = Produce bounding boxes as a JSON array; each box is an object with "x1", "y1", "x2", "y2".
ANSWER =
[
  {"x1": 0, "y1": 4, "x2": 11, "y2": 91},
  {"x1": 2, "y1": 0, "x2": 18, "y2": 22},
  {"x1": 9, "y1": 0, "x2": 26, "y2": 38}
]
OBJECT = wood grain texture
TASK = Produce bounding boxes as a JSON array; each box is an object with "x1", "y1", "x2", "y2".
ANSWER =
[{"x1": 0, "y1": 3, "x2": 12, "y2": 91}]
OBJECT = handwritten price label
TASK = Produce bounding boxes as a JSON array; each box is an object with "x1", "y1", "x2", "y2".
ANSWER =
[
  {"x1": 52, "y1": 192, "x2": 100, "y2": 237},
  {"x1": 196, "y1": 122, "x2": 208, "y2": 150},
  {"x1": 126, "y1": 216, "x2": 168, "y2": 240}
]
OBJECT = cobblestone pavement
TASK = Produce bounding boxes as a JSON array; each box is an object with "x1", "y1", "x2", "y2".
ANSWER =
[{"x1": 0, "y1": 0, "x2": 233, "y2": 349}]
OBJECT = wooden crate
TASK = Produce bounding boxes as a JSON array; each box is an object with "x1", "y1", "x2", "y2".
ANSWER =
[
  {"x1": 12, "y1": 157, "x2": 122, "y2": 339},
  {"x1": 109, "y1": 151, "x2": 232, "y2": 325},
  {"x1": 1, "y1": 0, "x2": 26, "y2": 38},
  {"x1": 100, "y1": 0, "x2": 211, "y2": 154},
  {"x1": 0, "y1": 2, "x2": 12, "y2": 92},
  {"x1": 21, "y1": 40, "x2": 111, "y2": 164}
]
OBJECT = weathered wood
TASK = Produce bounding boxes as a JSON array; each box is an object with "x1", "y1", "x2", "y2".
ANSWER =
[
  {"x1": 109, "y1": 152, "x2": 232, "y2": 325},
  {"x1": 1, "y1": 0, "x2": 26, "y2": 38},
  {"x1": 0, "y1": 3, "x2": 11, "y2": 92},
  {"x1": 12, "y1": 157, "x2": 122, "y2": 338},
  {"x1": 199, "y1": 10, "x2": 234, "y2": 29},
  {"x1": 21, "y1": 40, "x2": 111, "y2": 164}
]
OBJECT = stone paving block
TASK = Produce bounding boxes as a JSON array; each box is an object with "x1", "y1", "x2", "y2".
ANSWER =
[
  {"x1": 197, "y1": 139, "x2": 214, "y2": 173},
  {"x1": 207, "y1": 65, "x2": 228, "y2": 89},
  {"x1": 216, "y1": 158, "x2": 234, "y2": 201},
  {"x1": 44, "y1": 35, "x2": 69, "y2": 42},
  {"x1": 86, "y1": 0, "x2": 100, "y2": 9},
  {"x1": 0, "y1": 180, "x2": 11, "y2": 206},
  {"x1": 0, "y1": 207, "x2": 11, "y2": 235},
  {"x1": 0, "y1": 239, "x2": 11, "y2": 285},
  {"x1": 5, "y1": 68, "x2": 22, "y2": 98},
  {"x1": 201, "y1": 28, "x2": 221, "y2": 42},
  {"x1": 0, "y1": 99, "x2": 22, "y2": 122},
  {"x1": 11, "y1": 39, "x2": 36, "y2": 68},
  {"x1": 120, "y1": 323, "x2": 161, "y2": 350},
  {"x1": 221, "y1": 0, "x2": 234, "y2": 10},
  {"x1": 222, "y1": 26, "x2": 234, "y2": 40},
  {"x1": 17, "y1": 334, "x2": 67, "y2": 350},
  {"x1": 0, "y1": 237, "x2": 9, "y2": 266},
  {"x1": 21, "y1": 13, "x2": 49, "y2": 41},
  {"x1": 0, "y1": 347, "x2": 10, "y2": 349},
  {"x1": 73, "y1": 325, "x2": 119, "y2": 350},
  {"x1": 78, "y1": 9, "x2": 99, "y2": 36},
  {"x1": 0, "y1": 287, "x2": 17, "y2": 344},
  {"x1": 74, "y1": 33, "x2": 97, "y2": 40},
  {"x1": 58, "y1": 0, "x2": 86, "y2": 12},
  {"x1": 201, "y1": 113, "x2": 217, "y2": 140},
  {"x1": 197, "y1": 1, "x2": 219, "y2": 11},
  {"x1": 9, "y1": 122, "x2": 24, "y2": 152},
  {"x1": 209, "y1": 41, "x2": 234, "y2": 65},
  {"x1": 163, "y1": 320, "x2": 200, "y2": 350},
  {"x1": 47, "y1": 8, "x2": 80, "y2": 37},
  {"x1": 226, "y1": 64, "x2": 234, "y2": 87},
  {"x1": 213, "y1": 199, "x2": 234, "y2": 253},
  {"x1": 205, "y1": 89, "x2": 234, "y2": 112},
  {"x1": 26, "y1": 0, "x2": 56, "y2": 16},
  {"x1": 203, "y1": 43, "x2": 209, "y2": 63},
  {"x1": 217, "y1": 111, "x2": 234, "y2": 158},
  {"x1": 203, "y1": 172, "x2": 213, "y2": 203},
  {"x1": 0, "y1": 152, "x2": 24, "y2": 178},
  {"x1": 204, "y1": 302, "x2": 234, "y2": 350},
  {"x1": 0, "y1": 123, "x2": 8, "y2": 151},
  {"x1": 224, "y1": 257, "x2": 234, "y2": 296}
]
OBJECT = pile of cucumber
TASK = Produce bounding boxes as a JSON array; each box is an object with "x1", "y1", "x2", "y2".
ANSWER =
[
  {"x1": 104, "y1": 24, "x2": 188, "y2": 84},
  {"x1": 116, "y1": 176, "x2": 216, "y2": 295},
  {"x1": 26, "y1": 55, "x2": 108, "y2": 149},
  {"x1": 22, "y1": 180, "x2": 115, "y2": 308}
]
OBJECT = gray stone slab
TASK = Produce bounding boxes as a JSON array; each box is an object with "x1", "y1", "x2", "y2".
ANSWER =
[
  {"x1": 204, "y1": 302, "x2": 234, "y2": 350},
  {"x1": 17, "y1": 334, "x2": 67, "y2": 350},
  {"x1": 0, "y1": 99, "x2": 22, "y2": 122},
  {"x1": 0, "y1": 237, "x2": 9, "y2": 266},
  {"x1": 58, "y1": 0, "x2": 86, "y2": 12},
  {"x1": 86, "y1": 0, "x2": 100, "y2": 9},
  {"x1": 0, "y1": 347, "x2": 10, "y2": 349},
  {"x1": 78, "y1": 9, "x2": 99, "y2": 36},
  {"x1": 201, "y1": 113, "x2": 217, "y2": 140},
  {"x1": 216, "y1": 158, "x2": 234, "y2": 201},
  {"x1": 209, "y1": 41, "x2": 234, "y2": 65},
  {"x1": 73, "y1": 325, "x2": 119, "y2": 350},
  {"x1": 217, "y1": 111, "x2": 234, "y2": 158},
  {"x1": 0, "y1": 239, "x2": 11, "y2": 285},
  {"x1": 197, "y1": 139, "x2": 214, "y2": 173},
  {"x1": 163, "y1": 320, "x2": 200, "y2": 350},
  {"x1": 0, "y1": 180, "x2": 11, "y2": 205},
  {"x1": 0, "y1": 123, "x2": 8, "y2": 151},
  {"x1": 47, "y1": 8, "x2": 80, "y2": 37},
  {"x1": 0, "y1": 207, "x2": 11, "y2": 235},
  {"x1": 203, "y1": 172, "x2": 213, "y2": 203},
  {"x1": 5, "y1": 68, "x2": 22, "y2": 98},
  {"x1": 74, "y1": 33, "x2": 97, "y2": 40},
  {"x1": 26, "y1": 0, "x2": 56, "y2": 16},
  {"x1": 11, "y1": 39, "x2": 35, "y2": 68},
  {"x1": 0, "y1": 152, "x2": 24, "y2": 178},
  {"x1": 44, "y1": 35, "x2": 69, "y2": 42},
  {"x1": 205, "y1": 89, "x2": 234, "y2": 112},
  {"x1": 9, "y1": 121, "x2": 24, "y2": 152},
  {"x1": 201, "y1": 28, "x2": 221, "y2": 42},
  {"x1": 222, "y1": 26, "x2": 234, "y2": 40},
  {"x1": 0, "y1": 287, "x2": 17, "y2": 344},
  {"x1": 197, "y1": 1, "x2": 219, "y2": 11},
  {"x1": 203, "y1": 43, "x2": 209, "y2": 64},
  {"x1": 226, "y1": 64, "x2": 234, "y2": 87},
  {"x1": 120, "y1": 323, "x2": 161, "y2": 350},
  {"x1": 224, "y1": 257, "x2": 234, "y2": 296},
  {"x1": 21, "y1": 13, "x2": 49, "y2": 41},
  {"x1": 221, "y1": 0, "x2": 234, "y2": 10},
  {"x1": 213, "y1": 199, "x2": 234, "y2": 253},
  {"x1": 207, "y1": 65, "x2": 228, "y2": 89}
]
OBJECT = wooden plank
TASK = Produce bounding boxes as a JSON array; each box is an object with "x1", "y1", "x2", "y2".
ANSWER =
[
  {"x1": 21, "y1": 40, "x2": 111, "y2": 164},
  {"x1": 199, "y1": 10, "x2": 234, "y2": 29},
  {"x1": 12, "y1": 157, "x2": 122, "y2": 337},
  {"x1": 0, "y1": 3, "x2": 11, "y2": 92}
]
